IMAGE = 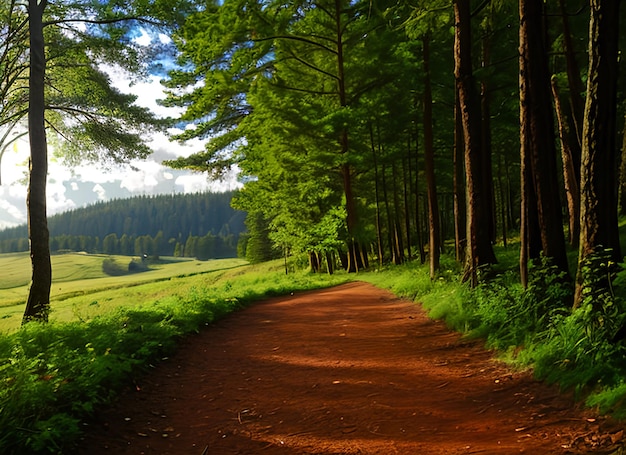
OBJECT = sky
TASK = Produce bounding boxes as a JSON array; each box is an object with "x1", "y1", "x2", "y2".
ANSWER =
[{"x1": 0, "y1": 31, "x2": 241, "y2": 231}]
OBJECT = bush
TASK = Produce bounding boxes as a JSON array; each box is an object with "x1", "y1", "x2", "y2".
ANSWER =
[{"x1": 101, "y1": 257, "x2": 127, "y2": 276}]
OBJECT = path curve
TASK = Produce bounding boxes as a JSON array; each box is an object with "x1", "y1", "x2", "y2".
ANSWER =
[{"x1": 78, "y1": 282, "x2": 623, "y2": 454}]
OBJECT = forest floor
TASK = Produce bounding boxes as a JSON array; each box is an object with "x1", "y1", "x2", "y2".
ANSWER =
[{"x1": 77, "y1": 282, "x2": 625, "y2": 454}]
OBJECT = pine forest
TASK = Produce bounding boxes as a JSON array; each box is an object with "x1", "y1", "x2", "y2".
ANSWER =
[{"x1": 0, "y1": 192, "x2": 246, "y2": 259}]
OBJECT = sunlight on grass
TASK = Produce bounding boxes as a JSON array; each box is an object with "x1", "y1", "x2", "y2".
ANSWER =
[{"x1": 0, "y1": 253, "x2": 248, "y2": 332}]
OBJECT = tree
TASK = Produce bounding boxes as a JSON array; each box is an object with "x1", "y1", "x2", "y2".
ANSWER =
[
  {"x1": 165, "y1": 0, "x2": 408, "y2": 271},
  {"x1": 518, "y1": 0, "x2": 569, "y2": 288},
  {"x1": 13, "y1": 0, "x2": 178, "y2": 323},
  {"x1": 23, "y1": 0, "x2": 51, "y2": 323},
  {"x1": 453, "y1": 0, "x2": 496, "y2": 286},
  {"x1": 422, "y1": 33, "x2": 441, "y2": 279},
  {"x1": 574, "y1": 0, "x2": 621, "y2": 307}
]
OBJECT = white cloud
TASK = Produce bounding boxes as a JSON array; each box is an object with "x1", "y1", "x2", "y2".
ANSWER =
[
  {"x1": 133, "y1": 28, "x2": 152, "y2": 46},
  {"x1": 92, "y1": 184, "x2": 107, "y2": 200}
]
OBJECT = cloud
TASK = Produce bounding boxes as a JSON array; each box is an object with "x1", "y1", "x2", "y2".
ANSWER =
[{"x1": 92, "y1": 184, "x2": 107, "y2": 200}]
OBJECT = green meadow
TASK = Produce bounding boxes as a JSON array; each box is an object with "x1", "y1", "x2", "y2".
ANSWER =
[{"x1": 0, "y1": 252, "x2": 247, "y2": 332}]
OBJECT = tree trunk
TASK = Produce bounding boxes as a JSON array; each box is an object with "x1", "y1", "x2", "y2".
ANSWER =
[
  {"x1": 480, "y1": 26, "x2": 496, "y2": 245},
  {"x1": 453, "y1": 94, "x2": 466, "y2": 263},
  {"x1": 551, "y1": 77, "x2": 580, "y2": 246},
  {"x1": 333, "y1": 0, "x2": 361, "y2": 272},
  {"x1": 413, "y1": 126, "x2": 426, "y2": 264},
  {"x1": 402, "y1": 155, "x2": 412, "y2": 261},
  {"x1": 575, "y1": 0, "x2": 621, "y2": 307},
  {"x1": 391, "y1": 160, "x2": 405, "y2": 265},
  {"x1": 558, "y1": 0, "x2": 585, "y2": 150},
  {"x1": 422, "y1": 34, "x2": 440, "y2": 279},
  {"x1": 496, "y1": 153, "x2": 507, "y2": 248},
  {"x1": 519, "y1": 0, "x2": 569, "y2": 279},
  {"x1": 381, "y1": 161, "x2": 395, "y2": 263},
  {"x1": 369, "y1": 123, "x2": 384, "y2": 267},
  {"x1": 619, "y1": 112, "x2": 626, "y2": 215},
  {"x1": 23, "y1": 0, "x2": 51, "y2": 324},
  {"x1": 454, "y1": 0, "x2": 496, "y2": 286}
]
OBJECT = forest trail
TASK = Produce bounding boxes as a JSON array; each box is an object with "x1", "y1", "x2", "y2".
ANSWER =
[{"x1": 77, "y1": 282, "x2": 624, "y2": 454}]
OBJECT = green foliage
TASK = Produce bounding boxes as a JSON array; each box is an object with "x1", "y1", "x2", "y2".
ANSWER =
[{"x1": 470, "y1": 257, "x2": 572, "y2": 350}]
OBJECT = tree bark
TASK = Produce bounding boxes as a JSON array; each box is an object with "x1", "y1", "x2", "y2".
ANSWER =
[
  {"x1": 422, "y1": 34, "x2": 440, "y2": 279},
  {"x1": 413, "y1": 126, "x2": 426, "y2": 264},
  {"x1": 619, "y1": 112, "x2": 626, "y2": 215},
  {"x1": 453, "y1": 94, "x2": 466, "y2": 263},
  {"x1": 519, "y1": 0, "x2": 569, "y2": 280},
  {"x1": 391, "y1": 160, "x2": 405, "y2": 265},
  {"x1": 402, "y1": 155, "x2": 412, "y2": 261},
  {"x1": 454, "y1": 0, "x2": 496, "y2": 286},
  {"x1": 551, "y1": 77, "x2": 580, "y2": 246},
  {"x1": 334, "y1": 0, "x2": 362, "y2": 272},
  {"x1": 23, "y1": 0, "x2": 51, "y2": 324},
  {"x1": 369, "y1": 123, "x2": 384, "y2": 267},
  {"x1": 558, "y1": 0, "x2": 585, "y2": 150},
  {"x1": 575, "y1": 0, "x2": 621, "y2": 307},
  {"x1": 480, "y1": 25, "x2": 496, "y2": 245}
]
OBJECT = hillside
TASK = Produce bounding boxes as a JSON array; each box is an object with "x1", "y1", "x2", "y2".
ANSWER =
[{"x1": 0, "y1": 192, "x2": 247, "y2": 259}]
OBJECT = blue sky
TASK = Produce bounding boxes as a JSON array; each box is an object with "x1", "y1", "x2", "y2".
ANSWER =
[{"x1": 0, "y1": 30, "x2": 240, "y2": 230}]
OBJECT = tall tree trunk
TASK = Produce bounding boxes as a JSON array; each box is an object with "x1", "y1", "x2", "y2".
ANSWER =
[
  {"x1": 619, "y1": 112, "x2": 626, "y2": 216},
  {"x1": 402, "y1": 155, "x2": 412, "y2": 261},
  {"x1": 558, "y1": 0, "x2": 585, "y2": 149},
  {"x1": 454, "y1": 0, "x2": 496, "y2": 286},
  {"x1": 422, "y1": 34, "x2": 440, "y2": 279},
  {"x1": 497, "y1": 152, "x2": 507, "y2": 248},
  {"x1": 519, "y1": 0, "x2": 569, "y2": 280},
  {"x1": 575, "y1": 0, "x2": 621, "y2": 307},
  {"x1": 413, "y1": 126, "x2": 426, "y2": 264},
  {"x1": 23, "y1": 0, "x2": 51, "y2": 324},
  {"x1": 333, "y1": 0, "x2": 361, "y2": 272},
  {"x1": 551, "y1": 77, "x2": 580, "y2": 246},
  {"x1": 381, "y1": 162, "x2": 395, "y2": 263},
  {"x1": 370, "y1": 123, "x2": 384, "y2": 267},
  {"x1": 480, "y1": 23, "x2": 496, "y2": 245},
  {"x1": 453, "y1": 94, "x2": 466, "y2": 263},
  {"x1": 391, "y1": 160, "x2": 405, "y2": 265}
]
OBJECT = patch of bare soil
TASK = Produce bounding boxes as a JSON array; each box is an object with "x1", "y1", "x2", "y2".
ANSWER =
[{"x1": 77, "y1": 282, "x2": 624, "y2": 454}]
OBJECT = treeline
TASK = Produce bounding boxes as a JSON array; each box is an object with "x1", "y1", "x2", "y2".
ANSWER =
[{"x1": 0, "y1": 192, "x2": 246, "y2": 259}]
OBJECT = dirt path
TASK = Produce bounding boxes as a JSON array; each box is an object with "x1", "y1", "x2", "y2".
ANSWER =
[{"x1": 77, "y1": 282, "x2": 624, "y2": 454}]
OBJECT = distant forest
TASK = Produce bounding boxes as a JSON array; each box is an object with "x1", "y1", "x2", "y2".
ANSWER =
[{"x1": 0, "y1": 192, "x2": 247, "y2": 259}]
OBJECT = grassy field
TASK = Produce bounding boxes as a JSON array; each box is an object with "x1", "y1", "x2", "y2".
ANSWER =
[{"x1": 0, "y1": 252, "x2": 247, "y2": 332}]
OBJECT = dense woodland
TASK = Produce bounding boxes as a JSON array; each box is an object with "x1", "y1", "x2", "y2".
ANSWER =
[
  {"x1": 0, "y1": 192, "x2": 246, "y2": 259},
  {"x1": 165, "y1": 0, "x2": 626, "y2": 294}
]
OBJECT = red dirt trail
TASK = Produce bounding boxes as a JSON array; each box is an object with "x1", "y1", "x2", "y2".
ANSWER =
[{"x1": 77, "y1": 282, "x2": 625, "y2": 454}]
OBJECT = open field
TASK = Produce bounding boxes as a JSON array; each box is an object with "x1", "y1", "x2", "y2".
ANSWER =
[{"x1": 0, "y1": 252, "x2": 248, "y2": 332}]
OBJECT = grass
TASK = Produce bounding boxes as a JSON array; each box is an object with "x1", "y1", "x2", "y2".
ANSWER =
[{"x1": 0, "y1": 253, "x2": 247, "y2": 332}]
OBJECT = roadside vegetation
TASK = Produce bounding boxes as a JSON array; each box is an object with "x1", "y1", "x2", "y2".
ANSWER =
[
  {"x1": 0, "y1": 253, "x2": 349, "y2": 453},
  {"x1": 2, "y1": 243, "x2": 626, "y2": 453}
]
